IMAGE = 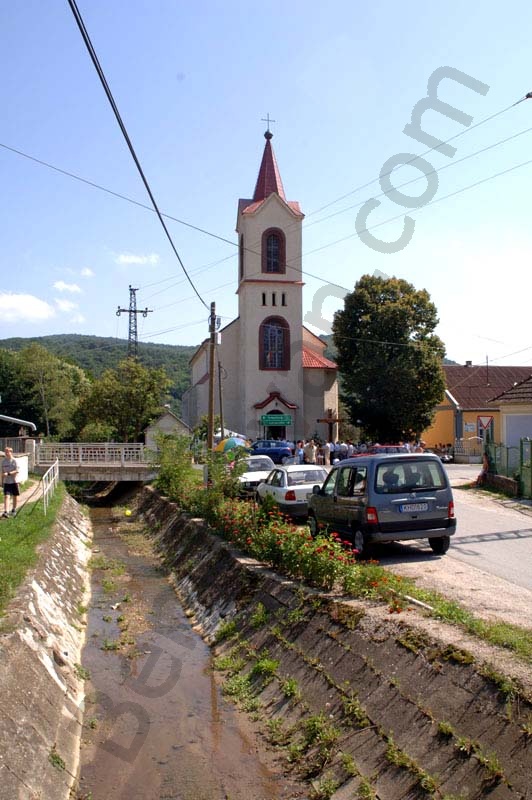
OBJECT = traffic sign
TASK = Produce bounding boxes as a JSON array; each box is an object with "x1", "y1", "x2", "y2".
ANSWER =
[{"x1": 260, "y1": 414, "x2": 292, "y2": 426}]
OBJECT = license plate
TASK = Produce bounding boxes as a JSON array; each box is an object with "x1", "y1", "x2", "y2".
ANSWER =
[{"x1": 400, "y1": 503, "x2": 429, "y2": 513}]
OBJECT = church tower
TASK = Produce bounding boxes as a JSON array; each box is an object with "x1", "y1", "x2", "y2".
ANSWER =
[
  {"x1": 184, "y1": 129, "x2": 338, "y2": 443},
  {"x1": 231, "y1": 130, "x2": 305, "y2": 439}
]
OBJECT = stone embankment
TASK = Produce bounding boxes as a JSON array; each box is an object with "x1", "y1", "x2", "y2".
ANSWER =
[
  {"x1": 0, "y1": 494, "x2": 91, "y2": 800},
  {"x1": 1, "y1": 486, "x2": 531, "y2": 800},
  {"x1": 139, "y1": 487, "x2": 532, "y2": 800}
]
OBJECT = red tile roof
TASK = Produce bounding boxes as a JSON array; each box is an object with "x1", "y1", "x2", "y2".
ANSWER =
[
  {"x1": 302, "y1": 346, "x2": 337, "y2": 369},
  {"x1": 253, "y1": 391, "x2": 299, "y2": 410},
  {"x1": 253, "y1": 134, "x2": 286, "y2": 201},
  {"x1": 239, "y1": 198, "x2": 302, "y2": 216},
  {"x1": 489, "y1": 374, "x2": 532, "y2": 403},
  {"x1": 444, "y1": 365, "x2": 532, "y2": 408}
]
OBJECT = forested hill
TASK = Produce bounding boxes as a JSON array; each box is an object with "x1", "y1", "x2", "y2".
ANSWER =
[{"x1": 0, "y1": 334, "x2": 198, "y2": 400}]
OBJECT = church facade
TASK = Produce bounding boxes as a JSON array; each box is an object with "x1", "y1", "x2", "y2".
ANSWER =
[{"x1": 182, "y1": 131, "x2": 338, "y2": 442}]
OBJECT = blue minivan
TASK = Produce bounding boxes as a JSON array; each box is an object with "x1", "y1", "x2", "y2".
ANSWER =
[{"x1": 308, "y1": 453, "x2": 456, "y2": 555}]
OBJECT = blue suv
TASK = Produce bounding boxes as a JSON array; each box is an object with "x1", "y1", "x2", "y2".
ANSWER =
[{"x1": 249, "y1": 440, "x2": 294, "y2": 464}]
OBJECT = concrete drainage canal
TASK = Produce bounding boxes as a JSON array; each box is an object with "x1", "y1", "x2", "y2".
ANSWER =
[{"x1": 76, "y1": 499, "x2": 306, "y2": 800}]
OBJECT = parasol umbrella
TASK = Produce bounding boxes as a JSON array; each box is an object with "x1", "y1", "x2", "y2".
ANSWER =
[{"x1": 214, "y1": 436, "x2": 248, "y2": 453}]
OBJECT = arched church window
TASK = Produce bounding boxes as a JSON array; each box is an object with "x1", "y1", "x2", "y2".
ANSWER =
[
  {"x1": 262, "y1": 228, "x2": 286, "y2": 273},
  {"x1": 259, "y1": 317, "x2": 290, "y2": 370}
]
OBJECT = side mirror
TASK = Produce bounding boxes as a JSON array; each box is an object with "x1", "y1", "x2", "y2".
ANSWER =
[{"x1": 312, "y1": 484, "x2": 321, "y2": 495}]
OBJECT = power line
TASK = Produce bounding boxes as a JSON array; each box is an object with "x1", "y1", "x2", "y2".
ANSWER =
[
  {"x1": 305, "y1": 101, "x2": 518, "y2": 220},
  {"x1": 304, "y1": 124, "x2": 532, "y2": 230},
  {"x1": 3, "y1": 118, "x2": 528, "y2": 299},
  {"x1": 302, "y1": 154, "x2": 532, "y2": 260},
  {"x1": 66, "y1": 0, "x2": 209, "y2": 310}
]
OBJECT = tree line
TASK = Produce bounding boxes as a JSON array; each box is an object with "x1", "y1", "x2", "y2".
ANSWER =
[
  {"x1": 0, "y1": 344, "x2": 169, "y2": 442},
  {"x1": 0, "y1": 276, "x2": 448, "y2": 444}
]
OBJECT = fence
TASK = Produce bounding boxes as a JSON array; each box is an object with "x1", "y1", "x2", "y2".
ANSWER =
[
  {"x1": 453, "y1": 437, "x2": 484, "y2": 461},
  {"x1": 42, "y1": 459, "x2": 59, "y2": 514},
  {"x1": 36, "y1": 442, "x2": 147, "y2": 466},
  {"x1": 485, "y1": 439, "x2": 532, "y2": 499},
  {"x1": 0, "y1": 437, "x2": 28, "y2": 454},
  {"x1": 521, "y1": 439, "x2": 532, "y2": 499}
]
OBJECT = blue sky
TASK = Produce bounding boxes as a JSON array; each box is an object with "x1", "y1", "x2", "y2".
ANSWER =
[{"x1": 2, "y1": 0, "x2": 532, "y2": 366}]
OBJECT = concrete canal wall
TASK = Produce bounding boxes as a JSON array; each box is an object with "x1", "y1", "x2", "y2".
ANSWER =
[
  {"x1": 0, "y1": 494, "x2": 91, "y2": 800},
  {"x1": 1, "y1": 485, "x2": 531, "y2": 800},
  {"x1": 138, "y1": 487, "x2": 532, "y2": 800}
]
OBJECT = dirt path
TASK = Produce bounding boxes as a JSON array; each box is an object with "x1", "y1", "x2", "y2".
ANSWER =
[{"x1": 76, "y1": 506, "x2": 307, "y2": 800}]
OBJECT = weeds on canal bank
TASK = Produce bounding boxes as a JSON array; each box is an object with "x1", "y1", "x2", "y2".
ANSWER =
[
  {"x1": 154, "y1": 436, "x2": 532, "y2": 664},
  {"x1": 0, "y1": 484, "x2": 65, "y2": 617}
]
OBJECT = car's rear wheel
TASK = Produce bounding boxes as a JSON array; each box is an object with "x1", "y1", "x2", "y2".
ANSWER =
[
  {"x1": 429, "y1": 535, "x2": 450, "y2": 555},
  {"x1": 308, "y1": 513, "x2": 319, "y2": 538}
]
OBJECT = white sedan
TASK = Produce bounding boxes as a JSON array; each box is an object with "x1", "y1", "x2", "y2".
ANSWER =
[
  {"x1": 256, "y1": 464, "x2": 328, "y2": 518},
  {"x1": 237, "y1": 455, "x2": 276, "y2": 496}
]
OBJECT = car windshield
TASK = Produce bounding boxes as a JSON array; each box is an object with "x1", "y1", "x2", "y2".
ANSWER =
[
  {"x1": 245, "y1": 458, "x2": 274, "y2": 472},
  {"x1": 287, "y1": 469, "x2": 328, "y2": 486},
  {"x1": 375, "y1": 460, "x2": 447, "y2": 493}
]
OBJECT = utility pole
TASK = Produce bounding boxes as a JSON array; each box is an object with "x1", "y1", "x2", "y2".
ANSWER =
[
  {"x1": 218, "y1": 361, "x2": 226, "y2": 440},
  {"x1": 207, "y1": 302, "x2": 218, "y2": 451},
  {"x1": 116, "y1": 285, "x2": 153, "y2": 358}
]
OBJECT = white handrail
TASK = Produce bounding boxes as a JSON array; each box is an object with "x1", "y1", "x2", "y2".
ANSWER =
[{"x1": 42, "y1": 459, "x2": 59, "y2": 514}]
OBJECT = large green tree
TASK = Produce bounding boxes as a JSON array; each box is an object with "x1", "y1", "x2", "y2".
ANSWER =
[
  {"x1": 332, "y1": 275, "x2": 445, "y2": 442},
  {"x1": 13, "y1": 344, "x2": 90, "y2": 438},
  {"x1": 79, "y1": 359, "x2": 170, "y2": 442}
]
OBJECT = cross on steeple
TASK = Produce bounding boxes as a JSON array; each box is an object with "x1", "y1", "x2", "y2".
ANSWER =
[{"x1": 261, "y1": 113, "x2": 276, "y2": 133}]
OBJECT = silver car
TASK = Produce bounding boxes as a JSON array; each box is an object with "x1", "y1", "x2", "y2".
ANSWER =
[{"x1": 308, "y1": 453, "x2": 456, "y2": 555}]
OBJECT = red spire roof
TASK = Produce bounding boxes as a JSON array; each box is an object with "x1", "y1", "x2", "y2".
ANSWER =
[{"x1": 253, "y1": 132, "x2": 286, "y2": 201}]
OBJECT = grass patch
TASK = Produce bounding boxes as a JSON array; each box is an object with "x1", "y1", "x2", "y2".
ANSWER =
[
  {"x1": 0, "y1": 485, "x2": 65, "y2": 616},
  {"x1": 213, "y1": 618, "x2": 238, "y2": 643},
  {"x1": 250, "y1": 601, "x2": 269, "y2": 628},
  {"x1": 89, "y1": 555, "x2": 125, "y2": 575},
  {"x1": 74, "y1": 663, "x2": 91, "y2": 681},
  {"x1": 280, "y1": 676, "x2": 300, "y2": 699},
  {"x1": 101, "y1": 638, "x2": 120, "y2": 651},
  {"x1": 48, "y1": 746, "x2": 65, "y2": 771}
]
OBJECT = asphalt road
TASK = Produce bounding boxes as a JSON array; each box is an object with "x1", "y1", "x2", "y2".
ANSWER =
[{"x1": 374, "y1": 463, "x2": 532, "y2": 593}]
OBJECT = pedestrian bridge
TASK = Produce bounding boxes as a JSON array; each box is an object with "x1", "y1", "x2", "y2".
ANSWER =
[{"x1": 34, "y1": 442, "x2": 157, "y2": 482}]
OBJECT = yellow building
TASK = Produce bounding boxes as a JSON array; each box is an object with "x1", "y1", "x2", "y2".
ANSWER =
[{"x1": 422, "y1": 363, "x2": 532, "y2": 448}]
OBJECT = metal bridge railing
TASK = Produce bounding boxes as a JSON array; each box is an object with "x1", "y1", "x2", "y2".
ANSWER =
[{"x1": 36, "y1": 442, "x2": 148, "y2": 466}]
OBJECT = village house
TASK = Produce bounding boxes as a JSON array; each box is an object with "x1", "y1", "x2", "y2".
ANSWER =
[{"x1": 422, "y1": 362, "x2": 532, "y2": 448}]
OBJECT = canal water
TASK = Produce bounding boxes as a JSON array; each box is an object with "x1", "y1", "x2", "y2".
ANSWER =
[{"x1": 76, "y1": 504, "x2": 306, "y2": 800}]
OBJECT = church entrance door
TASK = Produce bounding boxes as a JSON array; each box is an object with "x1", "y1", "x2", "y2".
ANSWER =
[{"x1": 266, "y1": 425, "x2": 286, "y2": 440}]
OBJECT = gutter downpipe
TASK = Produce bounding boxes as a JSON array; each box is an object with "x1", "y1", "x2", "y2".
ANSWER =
[{"x1": 445, "y1": 390, "x2": 462, "y2": 440}]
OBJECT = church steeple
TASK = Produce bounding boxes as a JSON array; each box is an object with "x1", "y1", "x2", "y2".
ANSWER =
[{"x1": 252, "y1": 131, "x2": 286, "y2": 202}]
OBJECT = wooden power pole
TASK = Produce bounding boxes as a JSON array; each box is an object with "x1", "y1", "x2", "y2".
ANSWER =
[{"x1": 207, "y1": 302, "x2": 217, "y2": 451}]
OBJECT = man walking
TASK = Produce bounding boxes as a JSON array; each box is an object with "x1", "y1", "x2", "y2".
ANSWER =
[{"x1": 2, "y1": 447, "x2": 20, "y2": 517}]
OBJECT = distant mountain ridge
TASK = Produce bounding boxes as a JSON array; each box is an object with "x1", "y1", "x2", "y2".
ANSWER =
[{"x1": 0, "y1": 334, "x2": 197, "y2": 402}]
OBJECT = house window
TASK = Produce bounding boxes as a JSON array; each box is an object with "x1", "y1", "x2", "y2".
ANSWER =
[
  {"x1": 259, "y1": 317, "x2": 290, "y2": 370},
  {"x1": 261, "y1": 228, "x2": 286, "y2": 273},
  {"x1": 262, "y1": 292, "x2": 266, "y2": 306}
]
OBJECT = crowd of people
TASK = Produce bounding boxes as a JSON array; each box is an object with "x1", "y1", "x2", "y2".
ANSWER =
[{"x1": 284, "y1": 438, "x2": 430, "y2": 466}]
